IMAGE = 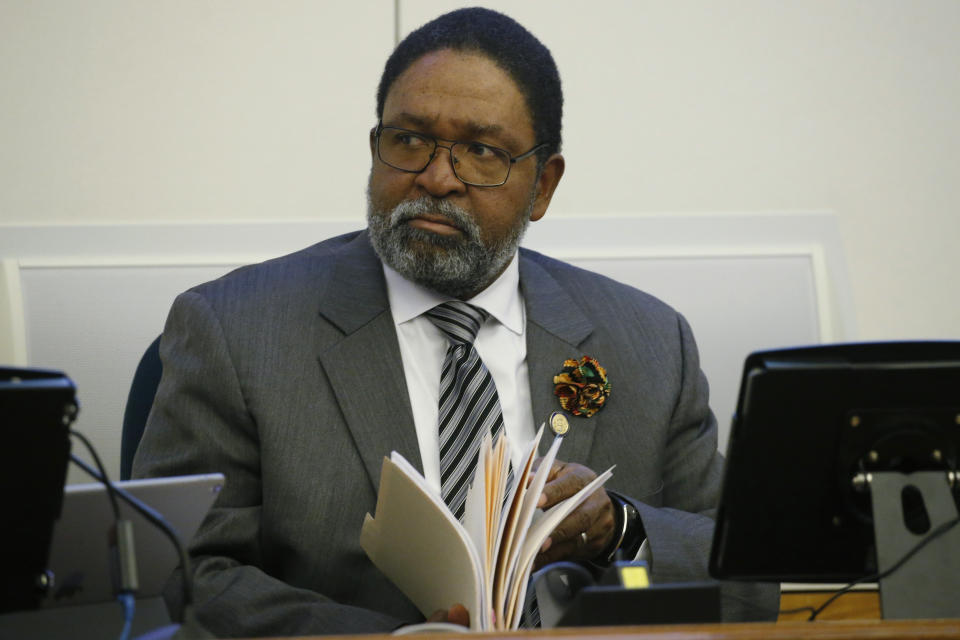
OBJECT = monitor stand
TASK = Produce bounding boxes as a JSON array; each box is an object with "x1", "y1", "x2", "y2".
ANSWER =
[{"x1": 869, "y1": 470, "x2": 960, "y2": 619}]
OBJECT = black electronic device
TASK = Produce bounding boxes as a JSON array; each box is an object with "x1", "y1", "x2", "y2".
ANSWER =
[
  {"x1": 0, "y1": 368, "x2": 77, "y2": 613},
  {"x1": 532, "y1": 560, "x2": 720, "y2": 627},
  {"x1": 709, "y1": 342, "x2": 960, "y2": 618}
]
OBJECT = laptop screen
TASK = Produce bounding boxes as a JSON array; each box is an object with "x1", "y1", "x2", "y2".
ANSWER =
[{"x1": 43, "y1": 473, "x2": 225, "y2": 608}]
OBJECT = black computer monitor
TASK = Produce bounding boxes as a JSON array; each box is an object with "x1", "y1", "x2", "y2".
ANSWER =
[
  {"x1": 0, "y1": 368, "x2": 76, "y2": 612},
  {"x1": 709, "y1": 342, "x2": 960, "y2": 583}
]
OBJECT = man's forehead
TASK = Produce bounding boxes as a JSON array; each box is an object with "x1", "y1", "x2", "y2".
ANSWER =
[
  {"x1": 388, "y1": 111, "x2": 523, "y2": 147},
  {"x1": 380, "y1": 50, "x2": 534, "y2": 146}
]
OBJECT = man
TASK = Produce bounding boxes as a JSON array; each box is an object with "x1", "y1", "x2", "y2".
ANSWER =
[{"x1": 133, "y1": 7, "x2": 778, "y2": 637}]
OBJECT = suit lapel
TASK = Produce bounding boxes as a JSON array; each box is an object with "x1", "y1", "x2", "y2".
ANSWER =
[
  {"x1": 316, "y1": 240, "x2": 610, "y2": 491},
  {"x1": 315, "y1": 233, "x2": 421, "y2": 493},
  {"x1": 519, "y1": 252, "x2": 601, "y2": 463}
]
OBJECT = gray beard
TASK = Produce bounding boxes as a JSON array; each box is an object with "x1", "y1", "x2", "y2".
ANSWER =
[{"x1": 366, "y1": 192, "x2": 532, "y2": 300}]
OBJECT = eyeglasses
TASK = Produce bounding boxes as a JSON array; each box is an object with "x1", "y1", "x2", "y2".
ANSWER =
[{"x1": 374, "y1": 123, "x2": 549, "y2": 187}]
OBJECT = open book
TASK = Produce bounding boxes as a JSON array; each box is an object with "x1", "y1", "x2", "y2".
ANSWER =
[{"x1": 359, "y1": 424, "x2": 613, "y2": 631}]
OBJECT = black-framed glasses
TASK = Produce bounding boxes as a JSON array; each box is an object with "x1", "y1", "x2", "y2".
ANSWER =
[{"x1": 374, "y1": 123, "x2": 549, "y2": 187}]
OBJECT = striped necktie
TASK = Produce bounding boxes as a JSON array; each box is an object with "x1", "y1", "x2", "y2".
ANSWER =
[
  {"x1": 425, "y1": 301, "x2": 505, "y2": 521},
  {"x1": 425, "y1": 301, "x2": 538, "y2": 627}
]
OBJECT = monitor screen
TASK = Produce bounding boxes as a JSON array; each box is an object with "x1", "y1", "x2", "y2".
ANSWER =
[
  {"x1": 0, "y1": 368, "x2": 76, "y2": 612},
  {"x1": 709, "y1": 342, "x2": 960, "y2": 582}
]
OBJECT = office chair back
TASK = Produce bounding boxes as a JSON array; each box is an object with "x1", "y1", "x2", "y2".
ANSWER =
[{"x1": 120, "y1": 335, "x2": 162, "y2": 480}]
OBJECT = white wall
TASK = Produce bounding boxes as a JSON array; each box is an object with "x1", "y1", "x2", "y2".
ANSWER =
[
  {"x1": 0, "y1": 0, "x2": 392, "y2": 222},
  {"x1": 400, "y1": 0, "x2": 960, "y2": 341},
  {"x1": 1, "y1": 1, "x2": 958, "y2": 477},
  {"x1": 3, "y1": 1, "x2": 957, "y2": 339}
]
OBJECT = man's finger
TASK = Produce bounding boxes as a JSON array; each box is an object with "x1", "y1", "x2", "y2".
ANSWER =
[
  {"x1": 539, "y1": 462, "x2": 594, "y2": 508},
  {"x1": 536, "y1": 488, "x2": 616, "y2": 566},
  {"x1": 549, "y1": 503, "x2": 595, "y2": 544},
  {"x1": 427, "y1": 604, "x2": 470, "y2": 627},
  {"x1": 447, "y1": 603, "x2": 470, "y2": 628}
]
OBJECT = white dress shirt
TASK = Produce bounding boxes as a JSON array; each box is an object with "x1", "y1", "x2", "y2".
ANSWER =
[{"x1": 383, "y1": 255, "x2": 536, "y2": 495}]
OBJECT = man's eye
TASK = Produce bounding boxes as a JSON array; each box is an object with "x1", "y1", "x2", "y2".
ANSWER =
[
  {"x1": 465, "y1": 142, "x2": 495, "y2": 157},
  {"x1": 393, "y1": 132, "x2": 429, "y2": 148}
]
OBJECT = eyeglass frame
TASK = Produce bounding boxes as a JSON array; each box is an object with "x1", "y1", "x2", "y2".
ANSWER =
[{"x1": 373, "y1": 122, "x2": 551, "y2": 188}]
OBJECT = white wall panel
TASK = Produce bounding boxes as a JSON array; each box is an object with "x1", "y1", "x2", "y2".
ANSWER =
[
  {"x1": 0, "y1": 260, "x2": 27, "y2": 365},
  {"x1": 22, "y1": 264, "x2": 240, "y2": 484}
]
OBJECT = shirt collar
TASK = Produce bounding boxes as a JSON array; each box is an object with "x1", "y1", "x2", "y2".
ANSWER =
[{"x1": 383, "y1": 253, "x2": 525, "y2": 335}]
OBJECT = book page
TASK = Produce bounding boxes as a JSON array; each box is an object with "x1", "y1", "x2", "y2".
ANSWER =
[
  {"x1": 491, "y1": 425, "x2": 544, "y2": 625},
  {"x1": 462, "y1": 434, "x2": 493, "y2": 627},
  {"x1": 505, "y1": 466, "x2": 614, "y2": 628},
  {"x1": 359, "y1": 453, "x2": 485, "y2": 630},
  {"x1": 463, "y1": 433, "x2": 490, "y2": 571},
  {"x1": 481, "y1": 433, "x2": 511, "y2": 625},
  {"x1": 494, "y1": 427, "x2": 563, "y2": 629},
  {"x1": 496, "y1": 432, "x2": 565, "y2": 628},
  {"x1": 359, "y1": 428, "x2": 612, "y2": 632},
  {"x1": 485, "y1": 433, "x2": 511, "y2": 570}
]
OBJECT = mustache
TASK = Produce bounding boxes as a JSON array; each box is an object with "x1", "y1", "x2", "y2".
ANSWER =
[{"x1": 388, "y1": 198, "x2": 478, "y2": 238}]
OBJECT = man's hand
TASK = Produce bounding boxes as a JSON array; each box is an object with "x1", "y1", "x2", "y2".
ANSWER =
[
  {"x1": 533, "y1": 459, "x2": 615, "y2": 569},
  {"x1": 427, "y1": 603, "x2": 470, "y2": 627}
]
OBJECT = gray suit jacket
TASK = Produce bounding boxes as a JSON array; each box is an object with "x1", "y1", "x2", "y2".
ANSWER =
[{"x1": 132, "y1": 230, "x2": 778, "y2": 637}]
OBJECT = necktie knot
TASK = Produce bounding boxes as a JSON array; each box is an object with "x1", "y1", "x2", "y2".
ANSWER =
[{"x1": 425, "y1": 301, "x2": 488, "y2": 345}]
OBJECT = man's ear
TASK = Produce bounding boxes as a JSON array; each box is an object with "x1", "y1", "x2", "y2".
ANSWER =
[
  {"x1": 369, "y1": 128, "x2": 378, "y2": 157},
  {"x1": 529, "y1": 153, "x2": 565, "y2": 222}
]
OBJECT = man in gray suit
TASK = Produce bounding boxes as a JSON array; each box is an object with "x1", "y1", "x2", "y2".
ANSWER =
[{"x1": 133, "y1": 7, "x2": 778, "y2": 637}]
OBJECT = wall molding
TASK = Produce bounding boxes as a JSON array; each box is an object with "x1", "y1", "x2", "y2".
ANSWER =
[
  {"x1": 0, "y1": 211, "x2": 856, "y2": 369},
  {"x1": 0, "y1": 259, "x2": 27, "y2": 365}
]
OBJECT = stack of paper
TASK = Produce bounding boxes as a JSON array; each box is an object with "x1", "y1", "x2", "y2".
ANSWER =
[{"x1": 360, "y1": 425, "x2": 613, "y2": 631}]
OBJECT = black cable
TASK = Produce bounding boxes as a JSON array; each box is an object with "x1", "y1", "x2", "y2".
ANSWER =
[
  {"x1": 68, "y1": 453, "x2": 197, "y2": 621},
  {"x1": 69, "y1": 429, "x2": 121, "y2": 520},
  {"x1": 69, "y1": 430, "x2": 142, "y2": 638},
  {"x1": 807, "y1": 514, "x2": 960, "y2": 620}
]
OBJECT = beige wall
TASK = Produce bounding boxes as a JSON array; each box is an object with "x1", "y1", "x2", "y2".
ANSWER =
[{"x1": 2, "y1": 0, "x2": 959, "y2": 342}]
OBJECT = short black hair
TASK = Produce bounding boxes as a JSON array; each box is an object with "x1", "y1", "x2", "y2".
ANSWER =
[{"x1": 376, "y1": 7, "x2": 562, "y2": 162}]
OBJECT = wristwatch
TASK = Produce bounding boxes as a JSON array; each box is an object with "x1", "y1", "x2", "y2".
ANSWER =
[{"x1": 600, "y1": 491, "x2": 644, "y2": 563}]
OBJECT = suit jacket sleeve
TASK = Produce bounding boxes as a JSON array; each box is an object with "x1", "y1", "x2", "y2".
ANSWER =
[
  {"x1": 621, "y1": 313, "x2": 780, "y2": 621},
  {"x1": 132, "y1": 290, "x2": 407, "y2": 637}
]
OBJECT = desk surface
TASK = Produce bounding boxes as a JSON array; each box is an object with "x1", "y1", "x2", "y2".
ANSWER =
[
  {"x1": 779, "y1": 590, "x2": 881, "y2": 621},
  {"x1": 248, "y1": 590, "x2": 954, "y2": 640},
  {"x1": 253, "y1": 619, "x2": 960, "y2": 640}
]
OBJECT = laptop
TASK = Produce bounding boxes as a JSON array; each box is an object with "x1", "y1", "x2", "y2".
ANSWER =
[{"x1": 40, "y1": 473, "x2": 225, "y2": 608}]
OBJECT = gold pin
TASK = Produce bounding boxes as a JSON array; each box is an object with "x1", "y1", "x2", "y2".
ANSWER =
[{"x1": 549, "y1": 411, "x2": 570, "y2": 436}]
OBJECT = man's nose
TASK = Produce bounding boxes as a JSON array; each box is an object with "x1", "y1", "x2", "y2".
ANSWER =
[{"x1": 414, "y1": 145, "x2": 467, "y2": 197}]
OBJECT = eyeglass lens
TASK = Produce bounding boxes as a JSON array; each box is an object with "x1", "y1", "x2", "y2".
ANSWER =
[{"x1": 378, "y1": 128, "x2": 511, "y2": 186}]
